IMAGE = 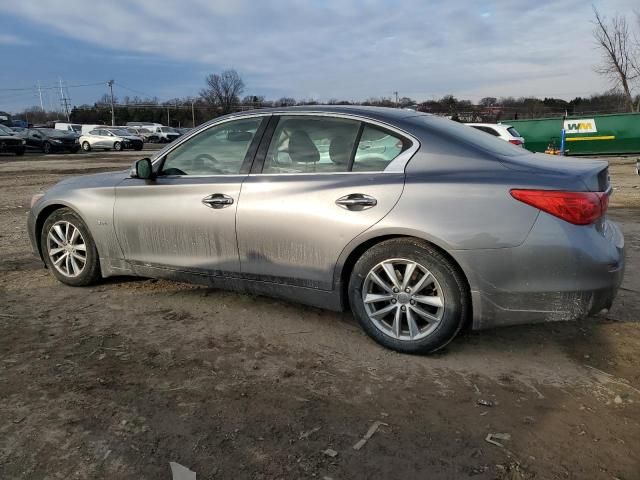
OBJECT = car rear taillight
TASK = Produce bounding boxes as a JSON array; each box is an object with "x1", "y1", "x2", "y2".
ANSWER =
[
  {"x1": 509, "y1": 139, "x2": 523, "y2": 146},
  {"x1": 510, "y1": 189, "x2": 608, "y2": 225}
]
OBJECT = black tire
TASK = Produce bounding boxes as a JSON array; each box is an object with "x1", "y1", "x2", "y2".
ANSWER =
[
  {"x1": 82, "y1": 141, "x2": 91, "y2": 152},
  {"x1": 348, "y1": 238, "x2": 469, "y2": 354},
  {"x1": 134, "y1": 145, "x2": 143, "y2": 151},
  {"x1": 42, "y1": 142, "x2": 51, "y2": 154},
  {"x1": 41, "y1": 208, "x2": 101, "y2": 287},
  {"x1": 70, "y1": 146, "x2": 80, "y2": 154},
  {"x1": 15, "y1": 148, "x2": 25, "y2": 156},
  {"x1": 113, "y1": 141, "x2": 122, "y2": 151}
]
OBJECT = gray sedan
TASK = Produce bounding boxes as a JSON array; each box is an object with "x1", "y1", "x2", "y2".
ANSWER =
[{"x1": 27, "y1": 106, "x2": 625, "y2": 354}]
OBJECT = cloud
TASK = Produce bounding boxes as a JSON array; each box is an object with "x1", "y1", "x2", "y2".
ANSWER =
[
  {"x1": 0, "y1": 0, "x2": 638, "y2": 100},
  {"x1": 0, "y1": 33, "x2": 31, "y2": 45}
]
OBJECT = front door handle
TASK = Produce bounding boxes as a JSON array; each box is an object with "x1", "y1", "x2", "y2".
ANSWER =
[
  {"x1": 335, "y1": 193, "x2": 377, "y2": 211},
  {"x1": 202, "y1": 193, "x2": 234, "y2": 209}
]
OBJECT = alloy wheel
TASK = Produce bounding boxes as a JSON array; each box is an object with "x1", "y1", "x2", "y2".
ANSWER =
[
  {"x1": 362, "y1": 258, "x2": 445, "y2": 341},
  {"x1": 47, "y1": 221, "x2": 87, "y2": 277}
]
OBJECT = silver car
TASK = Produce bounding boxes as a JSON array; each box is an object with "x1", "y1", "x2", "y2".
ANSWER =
[
  {"x1": 27, "y1": 106, "x2": 625, "y2": 354},
  {"x1": 79, "y1": 128, "x2": 144, "y2": 152}
]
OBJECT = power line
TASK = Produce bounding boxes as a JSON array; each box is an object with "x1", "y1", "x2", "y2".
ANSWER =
[{"x1": 0, "y1": 81, "x2": 105, "y2": 92}]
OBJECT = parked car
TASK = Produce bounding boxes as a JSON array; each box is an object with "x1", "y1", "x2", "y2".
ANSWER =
[
  {"x1": 79, "y1": 128, "x2": 144, "y2": 152},
  {"x1": 465, "y1": 123, "x2": 525, "y2": 147},
  {"x1": 17, "y1": 128, "x2": 80, "y2": 154},
  {"x1": 176, "y1": 127, "x2": 193, "y2": 135},
  {"x1": 27, "y1": 106, "x2": 624, "y2": 354},
  {"x1": 126, "y1": 127, "x2": 160, "y2": 143},
  {"x1": 147, "y1": 126, "x2": 181, "y2": 143},
  {"x1": 0, "y1": 124, "x2": 26, "y2": 156},
  {"x1": 55, "y1": 123, "x2": 83, "y2": 134}
]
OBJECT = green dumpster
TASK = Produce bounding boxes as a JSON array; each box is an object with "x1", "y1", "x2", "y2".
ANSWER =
[{"x1": 504, "y1": 112, "x2": 640, "y2": 155}]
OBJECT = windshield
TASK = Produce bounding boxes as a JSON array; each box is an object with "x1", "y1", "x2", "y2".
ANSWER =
[
  {"x1": 160, "y1": 127, "x2": 178, "y2": 133},
  {"x1": 409, "y1": 115, "x2": 529, "y2": 157},
  {"x1": 0, "y1": 124, "x2": 14, "y2": 134},
  {"x1": 37, "y1": 128, "x2": 70, "y2": 138},
  {"x1": 108, "y1": 129, "x2": 132, "y2": 136}
]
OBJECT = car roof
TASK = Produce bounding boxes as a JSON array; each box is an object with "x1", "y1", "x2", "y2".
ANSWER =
[{"x1": 223, "y1": 105, "x2": 430, "y2": 123}]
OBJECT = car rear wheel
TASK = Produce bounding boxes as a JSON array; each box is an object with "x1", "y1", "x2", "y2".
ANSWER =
[
  {"x1": 82, "y1": 141, "x2": 91, "y2": 152},
  {"x1": 42, "y1": 142, "x2": 51, "y2": 154},
  {"x1": 348, "y1": 238, "x2": 469, "y2": 354},
  {"x1": 41, "y1": 208, "x2": 101, "y2": 286},
  {"x1": 16, "y1": 148, "x2": 25, "y2": 156},
  {"x1": 113, "y1": 141, "x2": 122, "y2": 151}
]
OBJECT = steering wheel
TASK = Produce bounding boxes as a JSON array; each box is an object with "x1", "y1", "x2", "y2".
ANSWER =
[
  {"x1": 162, "y1": 153, "x2": 223, "y2": 176},
  {"x1": 191, "y1": 153, "x2": 224, "y2": 174}
]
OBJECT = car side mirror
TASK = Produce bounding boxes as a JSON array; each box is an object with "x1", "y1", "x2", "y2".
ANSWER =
[{"x1": 131, "y1": 158, "x2": 154, "y2": 180}]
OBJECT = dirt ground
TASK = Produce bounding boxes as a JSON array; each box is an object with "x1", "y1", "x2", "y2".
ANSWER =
[{"x1": 0, "y1": 150, "x2": 639, "y2": 480}]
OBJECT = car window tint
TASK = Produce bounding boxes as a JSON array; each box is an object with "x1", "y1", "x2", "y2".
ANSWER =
[
  {"x1": 353, "y1": 125, "x2": 405, "y2": 172},
  {"x1": 262, "y1": 116, "x2": 360, "y2": 174},
  {"x1": 161, "y1": 117, "x2": 262, "y2": 176}
]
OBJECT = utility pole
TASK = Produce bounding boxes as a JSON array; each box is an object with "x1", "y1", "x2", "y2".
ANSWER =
[
  {"x1": 394, "y1": 91, "x2": 399, "y2": 107},
  {"x1": 107, "y1": 80, "x2": 115, "y2": 126},
  {"x1": 167, "y1": 106, "x2": 170, "y2": 126},
  {"x1": 59, "y1": 78, "x2": 70, "y2": 121},
  {"x1": 37, "y1": 81, "x2": 45, "y2": 113},
  {"x1": 191, "y1": 100, "x2": 196, "y2": 128}
]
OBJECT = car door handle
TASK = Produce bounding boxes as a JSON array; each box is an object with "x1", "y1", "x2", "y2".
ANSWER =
[
  {"x1": 335, "y1": 193, "x2": 377, "y2": 211},
  {"x1": 202, "y1": 193, "x2": 234, "y2": 209}
]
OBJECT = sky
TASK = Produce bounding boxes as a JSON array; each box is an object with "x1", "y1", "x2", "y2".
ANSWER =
[{"x1": 0, "y1": 0, "x2": 638, "y2": 113}]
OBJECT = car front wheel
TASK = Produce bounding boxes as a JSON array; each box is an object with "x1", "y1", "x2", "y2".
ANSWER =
[
  {"x1": 113, "y1": 141, "x2": 122, "y2": 151},
  {"x1": 82, "y1": 141, "x2": 91, "y2": 152},
  {"x1": 41, "y1": 208, "x2": 101, "y2": 286},
  {"x1": 348, "y1": 238, "x2": 469, "y2": 354}
]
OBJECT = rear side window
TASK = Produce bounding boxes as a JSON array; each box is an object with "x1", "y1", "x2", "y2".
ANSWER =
[
  {"x1": 262, "y1": 116, "x2": 409, "y2": 174},
  {"x1": 507, "y1": 127, "x2": 521, "y2": 137},
  {"x1": 262, "y1": 116, "x2": 360, "y2": 173},
  {"x1": 353, "y1": 125, "x2": 405, "y2": 172}
]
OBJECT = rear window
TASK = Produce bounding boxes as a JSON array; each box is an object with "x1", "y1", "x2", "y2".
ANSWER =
[
  {"x1": 507, "y1": 127, "x2": 521, "y2": 138},
  {"x1": 411, "y1": 116, "x2": 528, "y2": 157}
]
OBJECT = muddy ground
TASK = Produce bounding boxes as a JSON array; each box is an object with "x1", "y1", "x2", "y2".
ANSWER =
[{"x1": 0, "y1": 150, "x2": 638, "y2": 480}]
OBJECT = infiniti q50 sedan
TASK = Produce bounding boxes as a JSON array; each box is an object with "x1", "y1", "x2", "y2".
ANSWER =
[{"x1": 27, "y1": 106, "x2": 625, "y2": 354}]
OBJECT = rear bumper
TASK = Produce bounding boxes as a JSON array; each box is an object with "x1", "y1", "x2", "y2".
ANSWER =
[{"x1": 456, "y1": 214, "x2": 625, "y2": 330}]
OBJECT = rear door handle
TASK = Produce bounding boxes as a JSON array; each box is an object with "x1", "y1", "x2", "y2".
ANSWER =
[
  {"x1": 202, "y1": 193, "x2": 234, "y2": 209},
  {"x1": 335, "y1": 193, "x2": 377, "y2": 211}
]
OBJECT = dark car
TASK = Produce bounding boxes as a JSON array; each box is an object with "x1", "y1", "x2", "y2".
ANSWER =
[
  {"x1": 0, "y1": 124, "x2": 26, "y2": 156},
  {"x1": 17, "y1": 128, "x2": 80, "y2": 154}
]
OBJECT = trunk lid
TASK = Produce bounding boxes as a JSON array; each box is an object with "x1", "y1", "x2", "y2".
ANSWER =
[{"x1": 498, "y1": 152, "x2": 609, "y2": 191}]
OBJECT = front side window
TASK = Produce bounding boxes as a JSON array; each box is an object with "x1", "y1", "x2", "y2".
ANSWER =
[
  {"x1": 262, "y1": 116, "x2": 360, "y2": 174},
  {"x1": 161, "y1": 117, "x2": 263, "y2": 176},
  {"x1": 353, "y1": 125, "x2": 405, "y2": 172}
]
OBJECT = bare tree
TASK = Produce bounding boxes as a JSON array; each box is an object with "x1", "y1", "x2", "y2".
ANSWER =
[
  {"x1": 200, "y1": 69, "x2": 245, "y2": 114},
  {"x1": 592, "y1": 7, "x2": 639, "y2": 112}
]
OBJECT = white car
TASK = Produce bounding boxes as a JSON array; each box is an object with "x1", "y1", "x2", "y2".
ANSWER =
[
  {"x1": 465, "y1": 123, "x2": 525, "y2": 147},
  {"x1": 79, "y1": 128, "x2": 144, "y2": 152},
  {"x1": 146, "y1": 126, "x2": 182, "y2": 143}
]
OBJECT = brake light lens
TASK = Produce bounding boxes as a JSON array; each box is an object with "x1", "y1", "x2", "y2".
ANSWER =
[
  {"x1": 510, "y1": 189, "x2": 608, "y2": 225},
  {"x1": 509, "y1": 139, "x2": 523, "y2": 146}
]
